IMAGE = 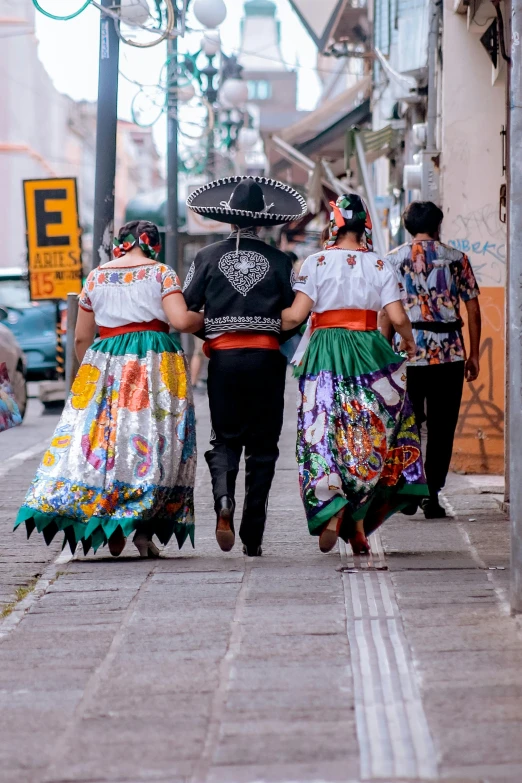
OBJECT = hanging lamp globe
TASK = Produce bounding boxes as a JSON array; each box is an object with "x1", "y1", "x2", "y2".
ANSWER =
[
  {"x1": 220, "y1": 78, "x2": 249, "y2": 108},
  {"x1": 193, "y1": 0, "x2": 227, "y2": 29},
  {"x1": 177, "y1": 83, "x2": 196, "y2": 102},
  {"x1": 201, "y1": 30, "x2": 221, "y2": 56},
  {"x1": 119, "y1": 0, "x2": 150, "y2": 25},
  {"x1": 238, "y1": 127, "x2": 260, "y2": 151}
]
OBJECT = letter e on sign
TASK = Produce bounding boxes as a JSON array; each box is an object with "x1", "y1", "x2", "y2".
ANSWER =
[{"x1": 23, "y1": 178, "x2": 83, "y2": 301}]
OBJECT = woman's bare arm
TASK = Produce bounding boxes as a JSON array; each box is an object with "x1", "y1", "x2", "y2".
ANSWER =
[
  {"x1": 75, "y1": 307, "x2": 96, "y2": 363},
  {"x1": 383, "y1": 300, "x2": 416, "y2": 359},
  {"x1": 378, "y1": 309, "x2": 395, "y2": 342},
  {"x1": 281, "y1": 292, "x2": 314, "y2": 331},
  {"x1": 162, "y1": 292, "x2": 204, "y2": 333}
]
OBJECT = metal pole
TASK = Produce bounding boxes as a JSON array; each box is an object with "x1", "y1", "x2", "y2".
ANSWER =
[
  {"x1": 354, "y1": 132, "x2": 386, "y2": 256},
  {"x1": 92, "y1": 0, "x2": 120, "y2": 270},
  {"x1": 509, "y1": 0, "x2": 522, "y2": 612},
  {"x1": 55, "y1": 301, "x2": 65, "y2": 381},
  {"x1": 65, "y1": 293, "x2": 80, "y2": 395},
  {"x1": 426, "y1": 0, "x2": 441, "y2": 152},
  {"x1": 420, "y1": 0, "x2": 442, "y2": 205},
  {"x1": 166, "y1": 32, "x2": 179, "y2": 268}
]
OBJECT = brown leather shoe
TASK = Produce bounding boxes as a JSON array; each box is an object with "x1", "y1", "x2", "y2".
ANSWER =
[
  {"x1": 108, "y1": 528, "x2": 126, "y2": 557},
  {"x1": 319, "y1": 514, "x2": 342, "y2": 553},
  {"x1": 216, "y1": 496, "x2": 235, "y2": 552}
]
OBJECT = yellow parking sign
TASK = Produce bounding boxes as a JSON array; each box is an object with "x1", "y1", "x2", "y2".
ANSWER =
[{"x1": 23, "y1": 178, "x2": 83, "y2": 300}]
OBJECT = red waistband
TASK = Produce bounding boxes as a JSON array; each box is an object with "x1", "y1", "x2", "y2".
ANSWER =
[
  {"x1": 203, "y1": 333, "x2": 279, "y2": 357},
  {"x1": 311, "y1": 309, "x2": 378, "y2": 332},
  {"x1": 98, "y1": 319, "x2": 169, "y2": 339}
]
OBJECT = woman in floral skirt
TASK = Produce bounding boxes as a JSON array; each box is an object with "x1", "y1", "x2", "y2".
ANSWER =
[
  {"x1": 282, "y1": 195, "x2": 428, "y2": 554},
  {"x1": 15, "y1": 221, "x2": 203, "y2": 558}
]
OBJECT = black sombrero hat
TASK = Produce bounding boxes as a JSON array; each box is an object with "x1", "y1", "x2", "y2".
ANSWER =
[{"x1": 186, "y1": 176, "x2": 307, "y2": 227}]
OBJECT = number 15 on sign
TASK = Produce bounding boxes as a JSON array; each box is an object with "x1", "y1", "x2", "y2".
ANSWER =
[{"x1": 23, "y1": 178, "x2": 83, "y2": 301}]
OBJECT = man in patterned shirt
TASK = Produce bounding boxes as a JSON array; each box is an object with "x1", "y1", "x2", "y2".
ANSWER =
[{"x1": 380, "y1": 201, "x2": 482, "y2": 519}]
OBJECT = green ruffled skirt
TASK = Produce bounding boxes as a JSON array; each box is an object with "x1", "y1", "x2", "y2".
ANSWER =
[
  {"x1": 15, "y1": 330, "x2": 196, "y2": 554},
  {"x1": 295, "y1": 328, "x2": 427, "y2": 538}
]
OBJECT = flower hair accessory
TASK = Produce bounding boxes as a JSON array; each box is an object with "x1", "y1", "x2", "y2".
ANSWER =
[
  {"x1": 324, "y1": 194, "x2": 373, "y2": 251},
  {"x1": 112, "y1": 234, "x2": 136, "y2": 258},
  {"x1": 139, "y1": 232, "x2": 161, "y2": 260},
  {"x1": 112, "y1": 232, "x2": 162, "y2": 260}
]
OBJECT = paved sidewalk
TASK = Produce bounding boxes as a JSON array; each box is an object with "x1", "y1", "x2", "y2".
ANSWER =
[
  {"x1": 0, "y1": 400, "x2": 61, "y2": 612},
  {"x1": 0, "y1": 380, "x2": 520, "y2": 783}
]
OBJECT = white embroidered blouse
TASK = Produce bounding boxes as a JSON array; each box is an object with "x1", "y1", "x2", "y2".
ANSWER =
[
  {"x1": 78, "y1": 262, "x2": 182, "y2": 327},
  {"x1": 292, "y1": 248, "x2": 400, "y2": 312}
]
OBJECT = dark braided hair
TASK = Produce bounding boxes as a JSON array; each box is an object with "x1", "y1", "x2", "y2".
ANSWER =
[
  {"x1": 117, "y1": 220, "x2": 161, "y2": 248},
  {"x1": 113, "y1": 220, "x2": 162, "y2": 260}
]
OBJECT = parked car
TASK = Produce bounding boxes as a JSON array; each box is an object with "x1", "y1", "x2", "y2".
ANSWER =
[
  {"x1": 0, "y1": 268, "x2": 62, "y2": 380},
  {"x1": 0, "y1": 317, "x2": 28, "y2": 419}
]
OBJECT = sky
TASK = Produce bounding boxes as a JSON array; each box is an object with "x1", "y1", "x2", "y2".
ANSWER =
[{"x1": 34, "y1": 0, "x2": 322, "y2": 154}]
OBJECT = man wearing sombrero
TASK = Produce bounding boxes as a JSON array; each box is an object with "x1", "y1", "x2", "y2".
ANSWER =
[{"x1": 184, "y1": 176, "x2": 306, "y2": 556}]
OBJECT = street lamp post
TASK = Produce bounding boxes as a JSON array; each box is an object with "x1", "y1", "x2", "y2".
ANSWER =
[
  {"x1": 200, "y1": 53, "x2": 219, "y2": 178},
  {"x1": 92, "y1": 0, "x2": 121, "y2": 270},
  {"x1": 165, "y1": 0, "x2": 229, "y2": 263},
  {"x1": 166, "y1": 32, "x2": 179, "y2": 268}
]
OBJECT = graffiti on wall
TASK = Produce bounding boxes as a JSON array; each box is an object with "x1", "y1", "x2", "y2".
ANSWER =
[
  {"x1": 447, "y1": 203, "x2": 506, "y2": 287},
  {"x1": 455, "y1": 336, "x2": 504, "y2": 472}
]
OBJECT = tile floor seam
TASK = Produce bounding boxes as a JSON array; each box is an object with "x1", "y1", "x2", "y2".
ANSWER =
[
  {"x1": 189, "y1": 558, "x2": 252, "y2": 783},
  {"x1": 446, "y1": 494, "x2": 512, "y2": 617},
  {"x1": 339, "y1": 537, "x2": 439, "y2": 780},
  {"x1": 41, "y1": 565, "x2": 157, "y2": 783}
]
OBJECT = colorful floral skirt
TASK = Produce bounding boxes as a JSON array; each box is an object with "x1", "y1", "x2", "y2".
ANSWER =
[
  {"x1": 15, "y1": 331, "x2": 196, "y2": 554},
  {"x1": 295, "y1": 328, "x2": 427, "y2": 540}
]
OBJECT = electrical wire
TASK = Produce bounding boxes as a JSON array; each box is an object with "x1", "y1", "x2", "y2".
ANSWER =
[
  {"x1": 33, "y1": 0, "x2": 177, "y2": 48},
  {"x1": 130, "y1": 85, "x2": 215, "y2": 138},
  {"x1": 32, "y1": 0, "x2": 92, "y2": 21},
  {"x1": 186, "y1": 25, "x2": 364, "y2": 77},
  {"x1": 91, "y1": 0, "x2": 176, "y2": 48}
]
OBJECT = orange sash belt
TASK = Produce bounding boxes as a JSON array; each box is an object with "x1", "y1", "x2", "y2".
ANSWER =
[
  {"x1": 99, "y1": 319, "x2": 169, "y2": 339},
  {"x1": 203, "y1": 333, "x2": 279, "y2": 357},
  {"x1": 311, "y1": 309, "x2": 377, "y2": 332}
]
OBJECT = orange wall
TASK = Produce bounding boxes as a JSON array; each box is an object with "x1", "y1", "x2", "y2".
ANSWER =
[{"x1": 451, "y1": 286, "x2": 505, "y2": 474}]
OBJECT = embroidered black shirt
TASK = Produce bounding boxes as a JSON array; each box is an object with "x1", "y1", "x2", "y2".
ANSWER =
[{"x1": 183, "y1": 236, "x2": 295, "y2": 338}]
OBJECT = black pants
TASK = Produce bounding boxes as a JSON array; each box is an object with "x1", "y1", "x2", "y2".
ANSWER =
[
  {"x1": 205, "y1": 348, "x2": 287, "y2": 548},
  {"x1": 406, "y1": 361, "x2": 465, "y2": 496}
]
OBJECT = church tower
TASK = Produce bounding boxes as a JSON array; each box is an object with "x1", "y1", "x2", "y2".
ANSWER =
[
  {"x1": 240, "y1": 0, "x2": 286, "y2": 74},
  {"x1": 239, "y1": 0, "x2": 299, "y2": 131}
]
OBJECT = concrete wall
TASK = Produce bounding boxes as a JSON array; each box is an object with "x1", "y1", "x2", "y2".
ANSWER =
[
  {"x1": 0, "y1": 1, "x2": 72, "y2": 269},
  {"x1": 441, "y1": 0, "x2": 506, "y2": 474},
  {"x1": 0, "y1": 4, "x2": 163, "y2": 274}
]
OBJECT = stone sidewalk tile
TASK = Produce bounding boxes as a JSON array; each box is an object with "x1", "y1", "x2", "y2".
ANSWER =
[
  {"x1": 0, "y1": 381, "x2": 522, "y2": 783},
  {"x1": 0, "y1": 402, "x2": 61, "y2": 611},
  {"x1": 381, "y1": 472, "x2": 522, "y2": 782}
]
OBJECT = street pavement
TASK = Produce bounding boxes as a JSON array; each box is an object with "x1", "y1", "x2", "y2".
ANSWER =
[{"x1": 0, "y1": 380, "x2": 520, "y2": 783}]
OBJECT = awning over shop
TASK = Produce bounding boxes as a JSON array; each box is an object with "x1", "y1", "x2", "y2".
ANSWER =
[
  {"x1": 277, "y1": 75, "x2": 371, "y2": 147},
  {"x1": 271, "y1": 135, "x2": 345, "y2": 195},
  {"x1": 270, "y1": 81, "x2": 371, "y2": 180},
  {"x1": 345, "y1": 124, "x2": 399, "y2": 168},
  {"x1": 299, "y1": 97, "x2": 370, "y2": 158}
]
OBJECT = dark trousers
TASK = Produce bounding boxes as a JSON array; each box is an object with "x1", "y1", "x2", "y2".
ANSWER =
[
  {"x1": 205, "y1": 348, "x2": 287, "y2": 548},
  {"x1": 406, "y1": 361, "x2": 465, "y2": 496}
]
